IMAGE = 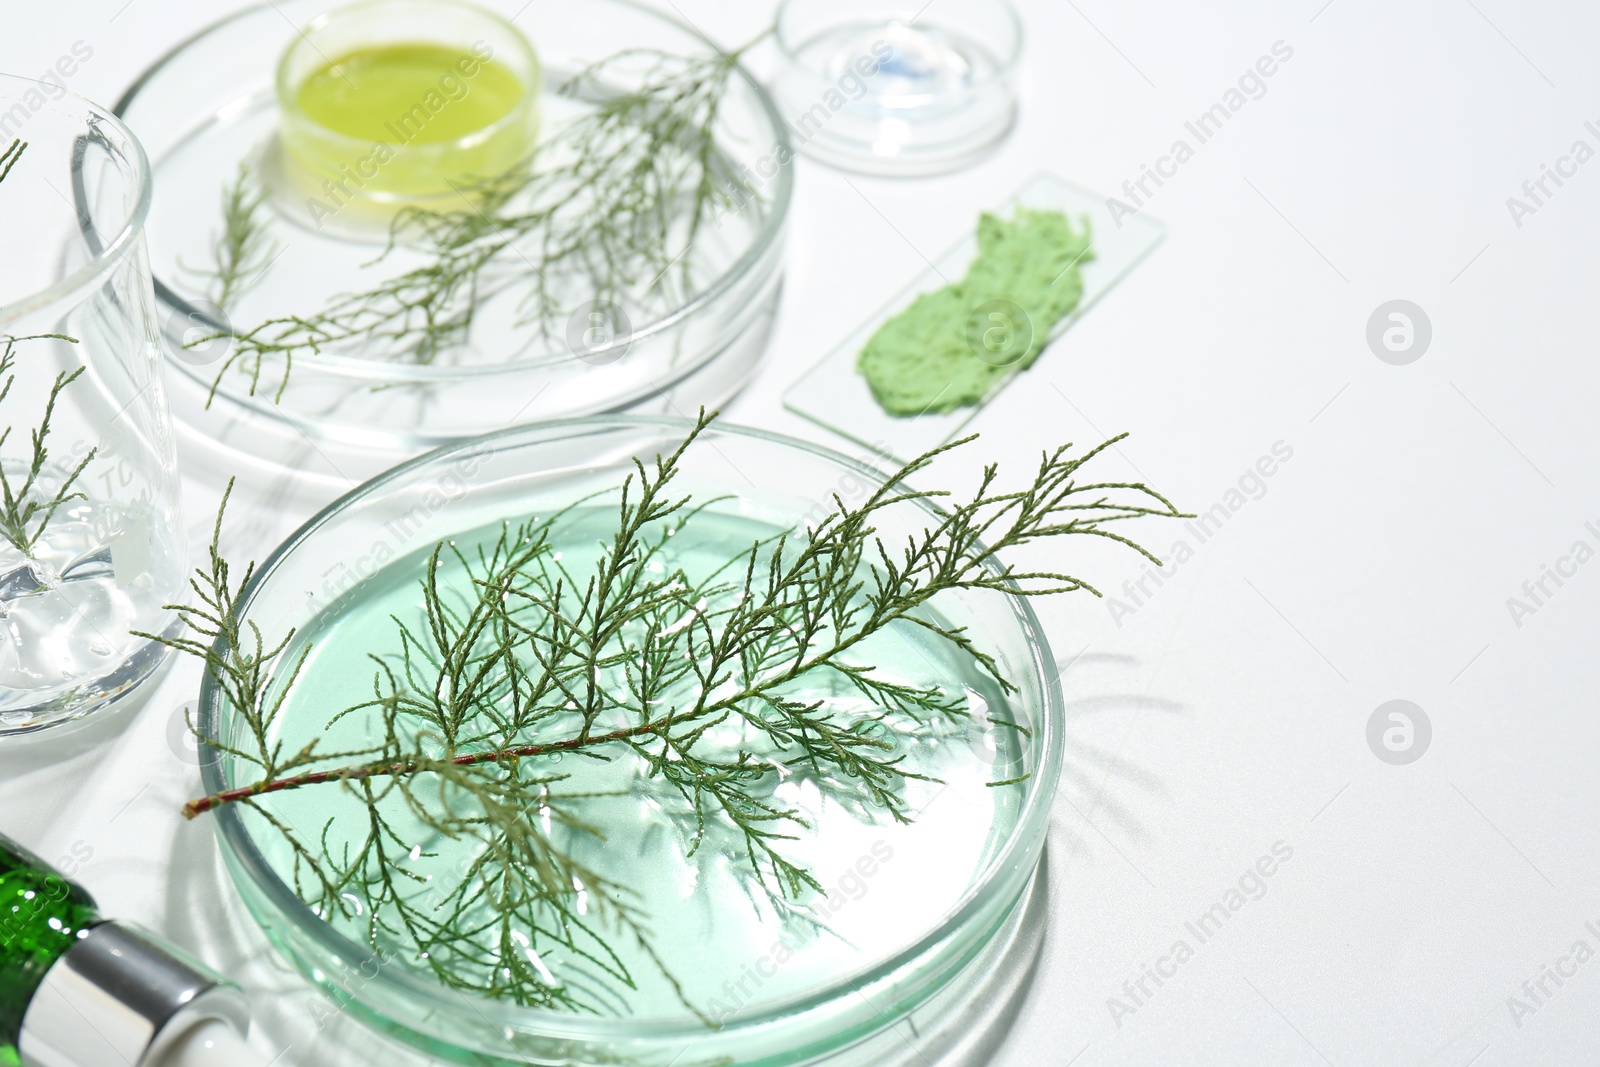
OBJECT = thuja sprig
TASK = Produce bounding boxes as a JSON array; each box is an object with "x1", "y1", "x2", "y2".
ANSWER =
[
  {"x1": 200, "y1": 40, "x2": 765, "y2": 404},
  {"x1": 182, "y1": 159, "x2": 281, "y2": 311},
  {"x1": 152, "y1": 412, "x2": 1183, "y2": 1014},
  {"x1": 0, "y1": 139, "x2": 25, "y2": 185},
  {"x1": 0, "y1": 141, "x2": 97, "y2": 558},
  {"x1": 0, "y1": 335, "x2": 94, "y2": 557}
]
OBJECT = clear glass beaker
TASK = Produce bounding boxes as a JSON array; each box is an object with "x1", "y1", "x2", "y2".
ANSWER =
[{"x1": 0, "y1": 76, "x2": 185, "y2": 733}]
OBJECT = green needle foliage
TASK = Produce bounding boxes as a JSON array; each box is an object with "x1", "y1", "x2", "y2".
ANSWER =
[
  {"x1": 151, "y1": 413, "x2": 1183, "y2": 1015},
  {"x1": 183, "y1": 159, "x2": 281, "y2": 311},
  {"x1": 202, "y1": 41, "x2": 764, "y2": 404},
  {"x1": 0, "y1": 337, "x2": 94, "y2": 557},
  {"x1": 0, "y1": 138, "x2": 24, "y2": 185},
  {"x1": 0, "y1": 142, "x2": 95, "y2": 558}
]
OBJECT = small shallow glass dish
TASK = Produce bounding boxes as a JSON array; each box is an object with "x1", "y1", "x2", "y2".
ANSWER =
[
  {"x1": 275, "y1": 0, "x2": 544, "y2": 203},
  {"x1": 115, "y1": 0, "x2": 791, "y2": 488},
  {"x1": 772, "y1": 0, "x2": 1021, "y2": 176},
  {"x1": 786, "y1": 172, "x2": 1167, "y2": 463},
  {"x1": 197, "y1": 416, "x2": 1064, "y2": 1066}
]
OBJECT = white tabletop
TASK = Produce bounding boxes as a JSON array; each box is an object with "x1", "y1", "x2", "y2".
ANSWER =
[{"x1": 4, "y1": 2, "x2": 1598, "y2": 1064}]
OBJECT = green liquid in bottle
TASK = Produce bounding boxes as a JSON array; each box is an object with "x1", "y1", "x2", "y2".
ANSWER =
[{"x1": 0, "y1": 837, "x2": 99, "y2": 1066}]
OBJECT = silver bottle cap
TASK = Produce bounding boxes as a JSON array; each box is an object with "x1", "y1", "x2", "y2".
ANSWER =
[{"x1": 17, "y1": 920, "x2": 249, "y2": 1067}]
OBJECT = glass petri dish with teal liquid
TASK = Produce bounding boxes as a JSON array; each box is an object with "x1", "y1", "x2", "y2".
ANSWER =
[{"x1": 196, "y1": 417, "x2": 1063, "y2": 1065}]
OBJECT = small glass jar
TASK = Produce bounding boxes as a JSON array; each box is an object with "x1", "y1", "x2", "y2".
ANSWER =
[
  {"x1": 274, "y1": 0, "x2": 543, "y2": 209},
  {"x1": 773, "y1": 0, "x2": 1021, "y2": 176},
  {"x1": 197, "y1": 416, "x2": 1064, "y2": 1065},
  {"x1": 0, "y1": 76, "x2": 185, "y2": 733}
]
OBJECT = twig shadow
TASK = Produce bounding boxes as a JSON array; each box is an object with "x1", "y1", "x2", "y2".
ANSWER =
[
  {"x1": 1052, "y1": 652, "x2": 1183, "y2": 863},
  {"x1": 0, "y1": 656, "x2": 167, "y2": 783}
]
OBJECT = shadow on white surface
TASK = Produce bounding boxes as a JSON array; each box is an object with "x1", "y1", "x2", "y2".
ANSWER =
[
  {"x1": 0, "y1": 660, "x2": 174, "y2": 844},
  {"x1": 1054, "y1": 652, "x2": 1180, "y2": 859}
]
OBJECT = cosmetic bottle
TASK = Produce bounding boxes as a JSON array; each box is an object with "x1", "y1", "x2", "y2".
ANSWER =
[{"x1": 0, "y1": 834, "x2": 264, "y2": 1067}]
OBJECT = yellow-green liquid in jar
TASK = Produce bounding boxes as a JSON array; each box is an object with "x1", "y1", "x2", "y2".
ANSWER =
[{"x1": 286, "y1": 42, "x2": 537, "y2": 198}]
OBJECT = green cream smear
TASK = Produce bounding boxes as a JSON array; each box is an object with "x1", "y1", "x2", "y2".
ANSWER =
[{"x1": 857, "y1": 208, "x2": 1094, "y2": 416}]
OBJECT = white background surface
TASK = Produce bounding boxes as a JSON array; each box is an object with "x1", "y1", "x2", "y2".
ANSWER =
[{"x1": 4, "y1": 1, "x2": 1600, "y2": 1064}]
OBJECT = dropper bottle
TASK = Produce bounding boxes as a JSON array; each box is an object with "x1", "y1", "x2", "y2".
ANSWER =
[{"x1": 0, "y1": 833, "x2": 264, "y2": 1067}]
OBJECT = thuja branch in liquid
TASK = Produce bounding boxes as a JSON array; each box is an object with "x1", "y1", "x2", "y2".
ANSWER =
[
  {"x1": 161, "y1": 414, "x2": 1185, "y2": 1011},
  {"x1": 0, "y1": 334, "x2": 94, "y2": 558},
  {"x1": 179, "y1": 719, "x2": 670, "y2": 819}
]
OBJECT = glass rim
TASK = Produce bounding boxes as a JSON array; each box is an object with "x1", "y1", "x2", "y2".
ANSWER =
[
  {"x1": 773, "y1": 0, "x2": 1025, "y2": 85},
  {"x1": 0, "y1": 74, "x2": 153, "y2": 324},
  {"x1": 112, "y1": 0, "x2": 796, "y2": 382},
  {"x1": 196, "y1": 413, "x2": 1066, "y2": 1042},
  {"x1": 273, "y1": 0, "x2": 545, "y2": 161}
]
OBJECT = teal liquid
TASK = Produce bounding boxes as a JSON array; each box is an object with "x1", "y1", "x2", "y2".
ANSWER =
[{"x1": 246, "y1": 507, "x2": 1025, "y2": 1019}]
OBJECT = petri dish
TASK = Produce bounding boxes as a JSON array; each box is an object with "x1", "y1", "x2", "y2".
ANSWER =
[
  {"x1": 196, "y1": 416, "x2": 1065, "y2": 1065},
  {"x1": 773, "y1": 0, "x2": 1022, "y2": 176},
  {"x1": 114, "y1": 1, "x2": 792, "y2": 487}
]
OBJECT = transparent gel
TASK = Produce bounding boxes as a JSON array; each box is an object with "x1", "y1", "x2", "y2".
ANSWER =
[{"x1": 0, "y1": 493, "x2": 168, "y2": 719}]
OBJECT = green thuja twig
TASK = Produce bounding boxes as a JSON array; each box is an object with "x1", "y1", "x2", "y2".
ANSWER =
[
  {"x1": 0, "y1": 143, "x2": 96, "y2": 557},
  {"x1": 148, "y1": 412, "x2": 1185, "y2": 1015},
  {"x1": 0, "y1": 343, "x2": 94, "y2": 559},
  {"x1": 0, "y1": 334, "x2": 94, "y2": 556},
  {"x1": 0, "y1": 139, "x2": 25, "y2": 186},
  {"x1": 182, "y1": 160, "x2": 280, "y2": 311}
]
